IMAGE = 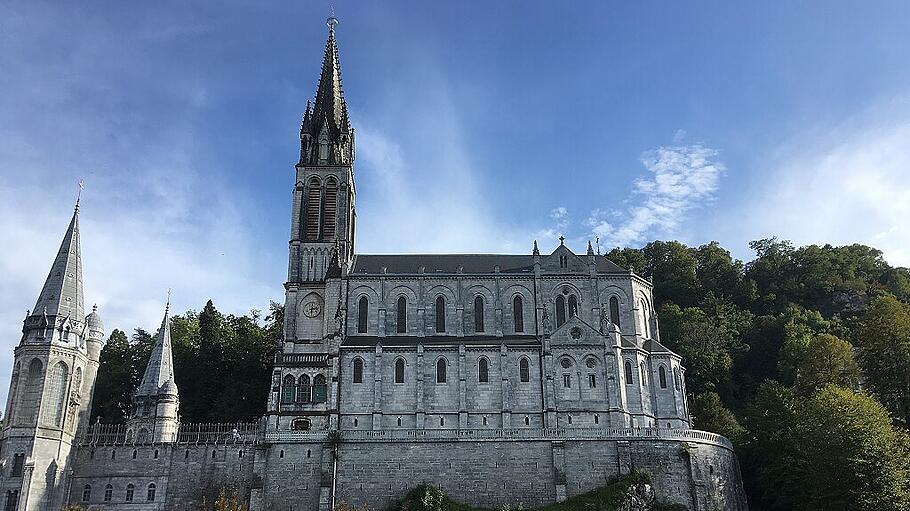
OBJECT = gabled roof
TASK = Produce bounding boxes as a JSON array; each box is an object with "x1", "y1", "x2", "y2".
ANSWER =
[
  {"x1": 136, "y1": 304, "x2": 177, "y2": 397},
  {"x1": 644, "y1": 339, "x2": 674, "y2": 354},
  {"x1": 33, "y1": 205, "x2": 83, "y2": 320},
  {"x1": 351, "y1": 253, "x2": 625, "y2": 275}
]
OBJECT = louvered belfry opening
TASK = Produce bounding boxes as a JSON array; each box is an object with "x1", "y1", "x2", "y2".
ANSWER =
[
  {"x1": 321, "y1": 179, "x2": 338, "y2": 240},
  {"x1": 305, "y1": 178, "x2": 321, "y2": 241}
]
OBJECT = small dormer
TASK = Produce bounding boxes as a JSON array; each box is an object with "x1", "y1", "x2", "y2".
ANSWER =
[{"x1": 542, "y1": 238, "x2": 589, "y2": 273}]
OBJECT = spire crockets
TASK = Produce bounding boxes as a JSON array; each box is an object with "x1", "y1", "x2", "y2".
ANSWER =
[
  {"x1": 300, "y1": 15, "x2": 354, "y2": 166},
  {"x1": 136, "y1": 300, "x2": 177, "y2": 397},
  {"x1": 32, "y1": 201, "x2": 83, "y2": 321}
]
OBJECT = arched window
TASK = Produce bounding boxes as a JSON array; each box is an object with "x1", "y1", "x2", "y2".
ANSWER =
[
  {"x1": 513, "y1": 295, "x2": 524, "y2": 332},
  {"x1": 478, "y1": 358, "x2": 489, "y2": 383},
  {"x1": 568, "y1": 295, "x2": 578, "y2": 318},
  {"x1": 20, "y1": 359, "x2": 42, "y2": 425},
  {"x1": 104, "y1": 484, "x2": 113, "y2": 502},
  {"x1": 674, "y1": 367, "x2": 681, "y2": 390},
  {"x1": 357, "y1": 296, "x2": 368, "y2": 333},
  {"x1": 321, "y1": 178, "x2": 338, "y2": 240},
  {"x1": 435, "y1": 296, "x2": 446, "y2": 333},
  {"x1": 147, "y1": 483, "x2": 156, "y2": 502},
  {"x1": 519, "y1": 358, "x2": 530, "y2": 383},
  {"x1": 281, "y1": 375, "x2": 296, "y2": 404},
  {"x1": 436, "y1": 359, "x2": 447, "y2": 384},
  {"x1": 659, "y1": 366, "x2": 668, "y2": 389},
  {"x1": 641, "y1": 362, "x2": 648, "y2": 385},
  {"x1": 394, "y1": 358, "x2": 405, "y2": 383},
  {"x1": 304, "y1": 177, "x2": 321, "y2": 241},
  {"x1": 312, "y1": 375, "x2": 327, "y2": 403},
  {"x1": 473, "y1": 296, "x2": 485, "y2": 333},
  {"x1": 352, "y1": 358, "x2": 363, "y2": 384},
  {"x1": 640, "y1": 299, "x2": 650, "y2": 338},
  {"x1": 609, "y1": 296, "x2": 621, "y2": 328},
  {"x1": 42, "y1": 361, "x2": 68, "y2": 426},
  {"x1": 555, "y1": 296, "x2": 566, "y2": 327},
  {"x1": 82, "y1": 484, "x2": 91, "y2": 502},
  {"x1": 126, "y1": 484, "x2": 135, "y2": 502},
  {"x1": 297, "y1": 375, "x2": 312, "y2": 403},
  {"x1": 624, "y1": 361, "x2": 633, "y2": 385},
  {"x1": 396, "y1": 296, "x2": 407, "y2": 333}
]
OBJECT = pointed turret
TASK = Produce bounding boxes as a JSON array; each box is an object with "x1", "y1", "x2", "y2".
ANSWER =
[
  {"x1": 136, "y1": 302, "x2": 177, "y2": 397},
  {"x1": 32, "y1": 203, "x2": 83, "y2": 321},
  {"x1": 128, "y1": 300, "x2": 180, "y2": 443},
  {"x1": 300, "y1": 15, "x2": 354, "y2": 165}
]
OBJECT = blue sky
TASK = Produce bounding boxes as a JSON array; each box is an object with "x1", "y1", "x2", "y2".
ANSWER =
[{"x1": 2, "y1": 1, "x2": 910, "y2": 402}]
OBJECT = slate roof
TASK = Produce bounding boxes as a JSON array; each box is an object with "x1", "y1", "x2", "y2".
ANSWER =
[
  {"x1": 351, "y1": 254, "x2": 626, "y2": 275},
  {"x1": 33, "y1": 205, "x2": 84, "y2": 320},
  {"x1": 136, "y1": 305, "x2": 177, "y2": 397}
]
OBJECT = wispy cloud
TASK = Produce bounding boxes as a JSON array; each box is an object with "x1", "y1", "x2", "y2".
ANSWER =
[
  {"x1": 585, "y1": 138, "x2": 725, "y2": 247},
  {"x1": 729, "y1": 94, "x2": 910, "y2": 267}
]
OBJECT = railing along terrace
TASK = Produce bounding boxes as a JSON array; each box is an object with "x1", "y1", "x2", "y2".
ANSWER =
[
  {"x1": 263, "y1": 427, "x2": 734, "y2": 450},
  {"x1": 82, "y1": 422, "x2": 261, "y2": 446}
]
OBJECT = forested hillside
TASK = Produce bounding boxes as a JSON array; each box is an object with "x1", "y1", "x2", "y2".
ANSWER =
[
  {"x1": 91, "y1": 238, "x2": 910, "y2": 510},
  {"x1": 606, "y1": 239, "x2": 910, "y2": 510}
]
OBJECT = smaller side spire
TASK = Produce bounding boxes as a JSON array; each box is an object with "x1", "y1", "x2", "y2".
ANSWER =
[
  {"x1": 587, "y1": 240, "x2": 595, "y2": 256},
  {"x1": 136, "y1": 300, "x2": 177, "y2": 397},
  {"x1": 532, "y1": 240, "x2": 540, "y2": 257}
]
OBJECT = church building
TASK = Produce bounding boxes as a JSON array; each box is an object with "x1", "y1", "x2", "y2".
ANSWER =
[{"x1": 0, "y1": 16, "x2": 747, "y2": 511}]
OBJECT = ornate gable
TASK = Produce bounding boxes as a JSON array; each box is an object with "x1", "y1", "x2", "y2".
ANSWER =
[
  {"x1": 541, "y1": 242, "x2": 589, "y2": 273},
  {"x1": 549, "y1": 314, "x2": 608, "y2": 347}
]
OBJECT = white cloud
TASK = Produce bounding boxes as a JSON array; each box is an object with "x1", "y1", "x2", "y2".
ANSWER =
[
  {"x1": 586, "y1": 141, "x2": 725, "y2": 247},
  {"x1": 731, "y1": 95, "x2": 910, "y2": 267}
]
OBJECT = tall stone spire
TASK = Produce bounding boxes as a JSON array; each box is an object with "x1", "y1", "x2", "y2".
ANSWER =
[
  {"x1": 300, "y1": 15, "x2": 354, "y2": 165},
  {"x1": 32, "y1": 203, "x2": 83, "y2": 321},
  {"x1": 136, "y1": 301, "x2": 177, "y2": 397}
]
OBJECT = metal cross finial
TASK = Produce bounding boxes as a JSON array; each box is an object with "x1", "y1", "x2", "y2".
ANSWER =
[
  {"x1": 327, "y1": 6, "x2": 338, "y2": 33},
  {"x1": 75, "y1": 179, "x2": 85, "y2": 209},
  {"x1": 559, "y1": 235, "x2": 566, "y2": 245},
  {"x1": 165, "y1": 288, "x2": 171, "y2": 313}
]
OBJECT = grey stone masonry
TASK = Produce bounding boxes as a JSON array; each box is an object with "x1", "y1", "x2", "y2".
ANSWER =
[{"x1": 0, "y1": 15, "x2": 748, "y2": 511}]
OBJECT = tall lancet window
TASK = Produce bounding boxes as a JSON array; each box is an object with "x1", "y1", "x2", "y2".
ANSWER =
[
  {"x1": 42, "y1": 361, "x2": 69, "y2": 426},
  {"x1": 609, "y1": 297, "x2": 621, "y2": 328},
  {"x1": 568, "y1": 295, "x2": 578, "y2": 318},
  {"x1": 555, "y1": 296, "x2": 567, "y2": 327},
  {"x1": 304, "y1": 177, "x2": 321, "y2": 241},
  {"x1": 474, "y1": 296, "x2": 485, "y2": 333},
  {"x1": 513, "y1": 295, "x2": 524, "y2": 333},
  {"x1": 357, "y1": 296, "x2": 368, "y2": 333},
  {"x1": 435, "y1": 296, "x2": 446, "y2": 333},
  {"x1": 321, "y1": 178, "x2": 338, "y2": 240},
  {"x1": 396, "y1": 296, "x2": 407, "y2": 333}
]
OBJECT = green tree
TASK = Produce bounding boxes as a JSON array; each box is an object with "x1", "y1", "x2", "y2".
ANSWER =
[
  {"x1": 741, "y1": 381, "x2": 801, "y2": 510},
  {"x1": 794, "y1": 334, "x2": 859, "y2": 395},
  {"x1": 796, "y1": 386, "x2": 910, "y2": 510},
  {"x1": 855, "y1": 295, "x2": 910, "y2": 426},
  {"x1": 690, "y1": 392, "x2": 744, "y2": 444},
  {"x1": 90, "y1": 329, "x2": 133, "y2": 423},
  {"x1": 658, "y1": 301, "x2": 749, "y2": 397}
]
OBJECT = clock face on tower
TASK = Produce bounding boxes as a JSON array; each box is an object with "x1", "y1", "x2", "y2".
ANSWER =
[{"x1": 303, "y1": 301, "x2": 321, "y2": 318}]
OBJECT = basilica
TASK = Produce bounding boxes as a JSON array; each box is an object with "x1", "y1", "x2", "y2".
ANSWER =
[{"x1": 0, "y1": 17, "x2": 747, "y2": 511}]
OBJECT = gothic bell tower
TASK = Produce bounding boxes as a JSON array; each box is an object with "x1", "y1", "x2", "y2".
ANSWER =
[
  {"x1": 288, "y1": 14, "x2": 356, "y2": 286},
  {"x1": 269, "y1": 16, "x2": 355, "y2": 434}
]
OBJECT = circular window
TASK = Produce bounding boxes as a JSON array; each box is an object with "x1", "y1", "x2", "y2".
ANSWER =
[
  {"x1": 585, "y1": 358, "x2": 596, "y2": 368},
  {"x1": 560, "y1": 358, "x2": 572, "y2": 369},
  {"x1": 570, "y1": 327, "x2": 583, "y2": 340}
]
